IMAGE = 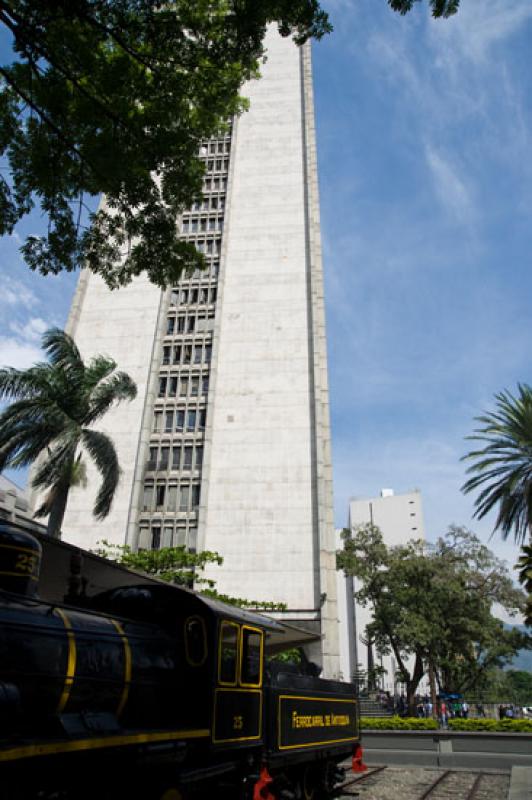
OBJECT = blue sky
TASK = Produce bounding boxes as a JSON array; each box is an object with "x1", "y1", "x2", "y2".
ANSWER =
[
  {"x1": 1, "y1": 0, "x2": 531, "y2": 577},
  {"x1": 314, "y1": 0, "x2": 532, "y2": 574}
]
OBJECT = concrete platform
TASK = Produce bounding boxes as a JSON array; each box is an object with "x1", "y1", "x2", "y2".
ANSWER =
[
  {"x1": 361, "y1": 730, "x2": 532, "y2": 771},
  {"x1": 509, "y1": 767, "x2": 532, "y2": 800}
]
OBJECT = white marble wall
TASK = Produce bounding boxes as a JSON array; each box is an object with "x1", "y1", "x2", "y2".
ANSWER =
[
  {"x1": 49, "y1": 267, "x2": 163, "y2": 552},
  {"x1": 198, "y1": 29, "x2": 339, "y2": 677}
]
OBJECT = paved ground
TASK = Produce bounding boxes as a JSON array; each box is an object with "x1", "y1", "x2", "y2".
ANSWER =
[{"x1": 337, "y1": 766, "x2": 510, "y2": 800}]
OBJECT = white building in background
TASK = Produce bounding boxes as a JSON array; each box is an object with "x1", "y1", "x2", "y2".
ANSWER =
[
  {"x1": 337, "y1": 489, "x2": 426, "y2": 689},
  {"x1": 30, "y1": 28, "x2": 340, "y2": 676}
]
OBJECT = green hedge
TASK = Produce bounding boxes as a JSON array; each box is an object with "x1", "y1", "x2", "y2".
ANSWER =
[
  {"x1": 360, "y1": 716, "x2": 438, "y2": 730},
  {"x1": 448, "y1": 718, "x2": 532, "y2": 733},
  {"x1": 359, "y1": 716, "x2": 532, "y2": 733}
]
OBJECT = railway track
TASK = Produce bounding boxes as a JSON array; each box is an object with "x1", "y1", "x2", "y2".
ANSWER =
[{"x1": 336, "y1": 766, "x2": 510, "y2": 800}]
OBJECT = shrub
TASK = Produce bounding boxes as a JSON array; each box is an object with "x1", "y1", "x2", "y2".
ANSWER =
[
  {"x1": 359, "y1": 716, "x2": 438, "y2": 731},
  {"x1": 449, "y1": 718, "x2": 532, "y2": 733},
  {"x1": 359, "y1": 716, "x2": 532, "y2": 733}
]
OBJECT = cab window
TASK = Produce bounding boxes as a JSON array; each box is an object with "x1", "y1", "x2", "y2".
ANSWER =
[
  {"x1": 218, "y1": 621, "x2": 239, "y2": 685},
  {"x1": 241, "y1": 627, "x2": 263, "y2": 687},
  {"x1": 184, "y1": 616, "x2": 207, "y2": 666}
]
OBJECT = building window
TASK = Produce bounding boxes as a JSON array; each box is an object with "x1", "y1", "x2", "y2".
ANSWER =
[
  {"x1": 153, "y1": 412, "x2": 162, "y2": 433},
  {"x1": 188, "y1": 526, "x2": 198, "y2": 552},
  {"x1": 202, "y1": 377, "x2": 209, "y2": 396},
  {"x1": 167, "y1": 485, "x2": 177, "y2": 512},
  {"x1": 199, "y1": 409, "x2": 206, "y2": 429},
  {"x1": 155, "y1": 485, "x2": 166, "y2": 509},
  {"x1": 173, "y1": 345, "x2": 182, "y2": 364},
  {"x1": 159, "y1": 447, "x2": 169, "y2": 469},
  {"x1": 167, "y1": 317, "x2": 175, "y2": 335},
  {"x1": 162, "y1": 346, "x2": 171, "y2": 365},
  {"x1": 165, "y1": 411, "x2": 173, "y2": 432},
  {"x1": 158, "y1": 377, "x2": 167, "y2": 397},
  {"x1": 163, "y1": 526, "x2": 173, "y2": 548},
  {"x1": 196, "y1": 446, "x2": 203, "y2": 469},
  {"x1": 176, "y1": 410, "x2": 185, "y2": 431},
  {"x1": 169, "y1": 376, "x2": 178, "y2": 396},
  {"x1": 179, "y1": 486, "x2": 189, "y2": 511},
  {"x1": 172, "y1": 447, "x2": 181, "y2": 469},
  {"x1": 190, "y1": 377, "x2": 199, "y2": 396},
  {"x1": 142, "y1": 485, "x2": 153, "y2": 511},
  {"x1": 151, "y1": 527, "x2": 161, "y2": 550},
  {"x1": 183, "y1": 446, "x2": 193, "y2": 470},
  {"x1": 180, "y1": 378, "x2": 189, "y2": 397},
  {"x1": 187, "y1": 410, "x2": 197, "y2": 431},
  {"x1": 191, "y1": 484, "x2": 200, "y2": 509}
]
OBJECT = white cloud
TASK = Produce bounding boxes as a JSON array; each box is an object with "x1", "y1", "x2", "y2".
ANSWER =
[
  {"x1": 9, "y1": 317, "x2": 48, "y2": 344},
  {"x1": 432, "y1": 0, "x2": 532, "y2": 64},
  {"x1": 425, "y1": 145, "x2": 475, "y2": 223},
  {"x1": 1, "y1": 277, "x2": 38, "y2": 309},
  {"x1": 0, "y1": 336, "x2": 42, "y2": 369}
]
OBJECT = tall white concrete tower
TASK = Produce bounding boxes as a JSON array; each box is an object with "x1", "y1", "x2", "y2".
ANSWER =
[{"x1": 41, "y1": 28, "x2": 339, "y2": 676}]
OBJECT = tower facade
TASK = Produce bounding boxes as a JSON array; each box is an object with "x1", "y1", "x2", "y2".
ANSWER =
[{"x1": 44, "y1": 29, "x2": 339, "y2": 676}]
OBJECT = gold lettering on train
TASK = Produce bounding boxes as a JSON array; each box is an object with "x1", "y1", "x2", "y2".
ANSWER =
[{"x1": 291, "y1": 711, "x2": 351, "y2": 729}]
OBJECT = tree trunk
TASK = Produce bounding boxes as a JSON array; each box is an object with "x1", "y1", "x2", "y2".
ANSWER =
[
  {"x1": 406, "y1": 653, "x2": 425, "y2": 716},
  {"x1": 428, "y1": 660, "x2": 438, "y2": 717},
  {"x1": 47, "y1": 484, "x2": 70, "y2": 539}
]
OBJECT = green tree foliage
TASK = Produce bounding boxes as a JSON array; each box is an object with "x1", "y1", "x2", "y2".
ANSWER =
[
  {"x1": 0, "y1": 328, "x2": 136, "y2": 538},
  {"x1": 94, "y1": 540, "x2": 223, "y2": 588},
  {"x1": 516, "y1": 544, "x2": 532, "y2": 627},
  {"x1": 96, "y1": 540, "x2": 287, "y2": 611},
  {"x1": 0, "y1": 1, "x2": 458, "y2": 289},
  {"x1": 0, "y1": 1, "x2": 331, "y2": 288},
  {"x1": 462, "y1": 384, "x2": 532, "y2": 546},
  {"x1": 337, "y1": 524, "x2": 528, "y2": 711},
  {"x1": 387, "y1": 0, "x2": 460, "y2": 17}
]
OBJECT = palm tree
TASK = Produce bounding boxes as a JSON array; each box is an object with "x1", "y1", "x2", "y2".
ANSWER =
[
  {"x1": 0, "y1": 328, "x2": 136, "y2": 538},
  {"x1": 462, "y1": 384, "x2": 532, "y2": 546}
]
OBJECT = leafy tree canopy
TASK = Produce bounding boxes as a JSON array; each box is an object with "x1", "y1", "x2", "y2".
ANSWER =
[
  {"x1": 337, "y1": 524, "x2": 529, "y2": 709},
  {"x1": 0, "y1": 0, "x2": 459, "y2": 289},
  {"x1": 387, "y1": 0, "x2": 460, "y2": 17},
  {"x1": 96, "y1": 540, "x2": 287, "y2": 610},
  {"x1": 0, "y1": 0, "x2": 331, "y2": 289}
]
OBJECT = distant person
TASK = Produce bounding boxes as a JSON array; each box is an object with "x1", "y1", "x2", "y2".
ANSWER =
[
  {"x1": 506, "y1": 705, "x2": 514, "y2": 719},
  {"x1": 439, "y1": 700, "x2": 448, "y2": 729},
  {"x1": 476, "y1": 703, "x2": 485, "y2": 718},
  {"x1": 461, "y1": 701, "x2": 469, "y2": 719},
  {"x1": 499, "y1": 705, "x2": 505, "y2": 720}
]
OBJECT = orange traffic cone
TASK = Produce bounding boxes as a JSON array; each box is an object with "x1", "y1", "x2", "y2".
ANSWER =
[
  {"x1": 253, "y1": 765, "x2": 276, "y2": 800},
  {"x1": 352, "y1": 743, "x2": 368, "y2": 773}
]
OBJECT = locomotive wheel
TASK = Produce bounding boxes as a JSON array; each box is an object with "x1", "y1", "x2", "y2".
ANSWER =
[
  {"x1": 159, "y1": 790, "x2": 183, "y2": 800},
  {"x1": 295, "y1": 766, "x2": 318, "y2": 800}
]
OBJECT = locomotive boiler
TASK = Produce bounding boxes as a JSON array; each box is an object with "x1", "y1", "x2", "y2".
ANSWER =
[{"x1": 0, "y1": 522, "x2": 361, "y2": 799}]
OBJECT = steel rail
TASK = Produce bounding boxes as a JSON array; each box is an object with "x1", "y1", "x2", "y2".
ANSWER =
[
  {"x1": 465, "y1": 773, "x2": 483, "y2": 800},
  {"x1": 337, "y1": 765, "x2": 387, "y2": 794},
  {"x1": 418, "y1": 770, "x2": 452, "y2": 799}
]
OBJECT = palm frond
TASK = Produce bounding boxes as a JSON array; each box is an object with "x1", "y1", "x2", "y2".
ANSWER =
[
  {"x1": 462, "y1": 384, "x2": 532, "y2": 545},
  {"x1": 0, "y1": 364, "x2": 51, "y2": 400},
  {"x1": 83, "y1": 355, "x2": 117, "y2": 393},
  {"x1": 86, "y1": 372, "x2": 137, "y2": 423},
  {"x1": 31, "y1": 435, "x2": 79, "y2": 491},
  {"x1": 81, "y1": 428, "x2": 120, "y2": 520},
  {"x1": 42, "y1": 328, "x2": 84, "y2": 376}
]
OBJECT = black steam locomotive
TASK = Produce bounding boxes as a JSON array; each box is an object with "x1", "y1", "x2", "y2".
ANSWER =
[{"x1": 0, "y1": 522, "x2": 361, "y2": 799}]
